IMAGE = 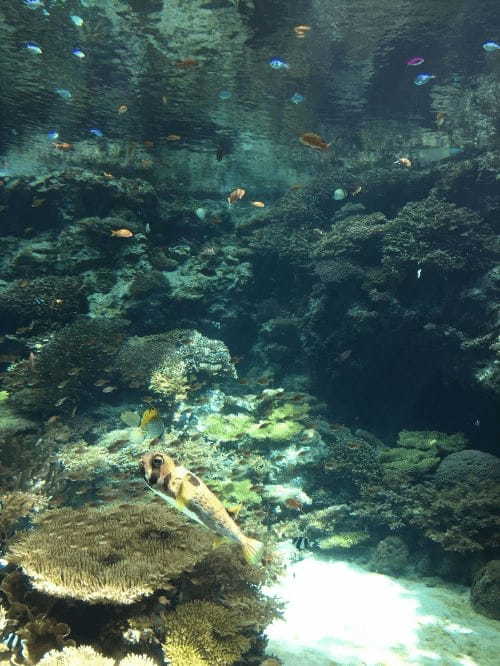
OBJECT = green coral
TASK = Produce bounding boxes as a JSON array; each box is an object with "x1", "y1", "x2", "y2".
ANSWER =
[
  {"x1": 202, "y1": 403, "x2": 307, "y2": 443},
  {"x1": 381, "y1": 430, "x2": 468, "y2": 479},
  {"x1": 380, "y1": 447, "x2": 440, "y2": 476},
  {"x1": 248, "y1": 419, "x2": 303, "y2": 441},
  {"x1": 202, "y1": 413, "x2": 254, "y2": 441},
  {"x1": 317, "y1": 531, "x2": 369, "y2": 550},
  {"x1": 207, "y1": 479, "x2": 262, "y2": 507},
  {"x1": 397, "y1": 430, "x2": 467, "y2": 455}
]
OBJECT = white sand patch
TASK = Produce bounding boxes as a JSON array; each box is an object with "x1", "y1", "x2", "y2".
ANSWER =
[{"x1": 265, "y1": 556, "x2": 500, "y2": 666}]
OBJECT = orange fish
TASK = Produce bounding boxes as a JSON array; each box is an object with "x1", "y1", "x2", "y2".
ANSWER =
[
  {"x1": 111, "y1": 229, "x2": 134, "y2": 238},
  {"x1": 284, "y1": 498, "x2": 303, "y2": 511},
  {"x1": 141, "y1": 452, "x2": 264, "y2": 565},
  {"x1": 166, "y1": 134, "x2": 181, "y2": 141},
  {"x1": 175, "y1": 58, "x2": 199, "y2": 68},
  {"x1": 299, "y1": 133, "x2": 331, "y2": 151},
  {"x1": 53, "y1": 142, "x2": 73, "y2": 151},
  {"x1": 117, "y1": 104, "x2": 128, "y2": 114},
  {"x1": 227, "y1": 187, "x2": 246, "y2": 204},
  {"x1": 250, "y1": 201, "x2": 265, "y2": 208}
]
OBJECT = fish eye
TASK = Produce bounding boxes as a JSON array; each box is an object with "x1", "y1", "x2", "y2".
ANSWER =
[{"x1": 152, "y1": 456, "x2": 164, "y2": 468}]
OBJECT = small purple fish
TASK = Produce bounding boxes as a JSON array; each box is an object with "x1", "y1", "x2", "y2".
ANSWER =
[{"x1": 406, "y1": 56, "x2": 424, "y2": 66}]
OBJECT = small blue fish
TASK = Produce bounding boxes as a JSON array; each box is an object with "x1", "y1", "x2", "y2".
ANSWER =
[
  {"x1": 482, "y1": 41, "x2": 500, "y2": 52},
  {"x1": 24, "y1": 0, "x2": 44, "y2": 9},
  {"x1": 54, "y1": 88, "x2": 72, "y2": 100},
  {"x1": 414, "y1": 73, "x2": 435, "y2": 86},
  {"x1": 47, "y1": 130, "x2": 59, "y2": 140},
  {"x1": 70, "y1": 15, "x2": 84, "y2": 26},
  {"x1": 24, "y1": 42, "x2": 42, "y2": 54},
  {"x1": 89, "y1": 128, "x2": 103, "y2": 137},
  {"x1": 72, "y1": 47, "x2": 85, "y2": 59},
  {"x1": 290, "y1": 92, "x2": 305, "y2": 104},
  {"x1": 218, "y1": 90, "x2": 232, "y2": 100},
  {"x1": 269, "y1": 57, "x2": 289, "y2": 70}
]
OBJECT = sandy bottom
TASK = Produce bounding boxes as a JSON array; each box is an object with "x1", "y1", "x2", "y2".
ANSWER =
[{"x1": 264, "y1": 556, "x2": 500, "y2": 666}]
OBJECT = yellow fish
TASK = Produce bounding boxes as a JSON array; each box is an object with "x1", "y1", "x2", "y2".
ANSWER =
[
  {"x1": 140, "y1": 452, "x2": 264, "y2": 565},
  {"x1": 140, "y1": 408, "x2": 159, "y2": 430}
]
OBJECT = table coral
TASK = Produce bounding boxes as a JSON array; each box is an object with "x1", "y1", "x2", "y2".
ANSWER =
[
  {"x1": 380, "y1": 430, "x2": 468, "y2": 480},
  {"x1": 8, "y1": 503, "x2": 213, "y2": 604}
]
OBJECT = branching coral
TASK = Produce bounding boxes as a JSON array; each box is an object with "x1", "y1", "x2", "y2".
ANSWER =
[
  {"x1": 0, "y1": 276, "x2": 87, "y2": 331},
  {"x1": 382, "y1": 196, "x2": 493, "y2": 275},
  {"x1": 163, "y1": 601, "x2": 250, "y2": 666},
  {"x1": 8, "y1": 502, "x2": 213, "y2": 604},
  {"x1": 322, "y1": 435, "x2": 382, "y2": 494},
  {"x1": 4, "y1": 317, "x2": 127, "y2": 416}
]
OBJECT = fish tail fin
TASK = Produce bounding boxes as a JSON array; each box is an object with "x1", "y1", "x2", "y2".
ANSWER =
[{"x1": 241, "y1": 536, "x2": 264, "y2": 565}]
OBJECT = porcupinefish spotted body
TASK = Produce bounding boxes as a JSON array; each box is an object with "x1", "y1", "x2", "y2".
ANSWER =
[{"x1": 140, "y1": 452, "x2": 264, "y2": 565}]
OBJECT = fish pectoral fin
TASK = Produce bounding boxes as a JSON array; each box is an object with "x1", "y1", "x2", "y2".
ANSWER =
[{"x1": 176, "y1": 476, "x2": 197, "y2": 508}]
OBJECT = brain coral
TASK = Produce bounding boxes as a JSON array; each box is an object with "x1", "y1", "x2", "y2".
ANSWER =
[
  {"x1": 434, "y1": 449, "x2": 500, "y2": 485},
  {"x1": 8, "y1": 502, "x2": 213, "y2": 604}
]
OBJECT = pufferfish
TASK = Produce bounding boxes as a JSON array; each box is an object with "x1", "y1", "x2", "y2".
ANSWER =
[{"x1": 140, "y1": 452, "x2": 264, "y2": 565}]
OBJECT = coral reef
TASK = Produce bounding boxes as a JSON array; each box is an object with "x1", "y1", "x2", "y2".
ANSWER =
[
  {"x1": 0, "y1": 491, "x2": 48, "y2": 544},
  {"x1": 3, "y1": 317, "x2": 127, "y2": 416},
  {"x1": 317, "y1": 532, "x2": 370, "y2": 551},
  {"x1": 37, "y1": 645, "x2": 114, "y2": 666},
  {"x1": 162, "y1": 600, "x2": 251, "y2": 665},
  {"x1": 380, "y1": 431, "x2": 467, "y2": 480},
  {"x1": 36, "y1": 646, "x2": 157, "y2": 665},
  {"x1": 0, "y1": 277, "x2": 88, "y2": 332},
  {"x1": 352, "y1": 479, "x2": 500, "y2": 553},
  {"x1": 369, "y1": 536, "x2": 409, "y2": 576},
  {"x1": 8, "y1": 502, "x2": 214, "y2": 604},
  {"x1": 434, "y1": 449, "x2": 500, "y2": 485},
  {"x1": 470, "y1": 560, "x2": 500, "y2": 620},
  {"x1": 116, "y1": 330, "x2": 236, "y2": 400}
]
